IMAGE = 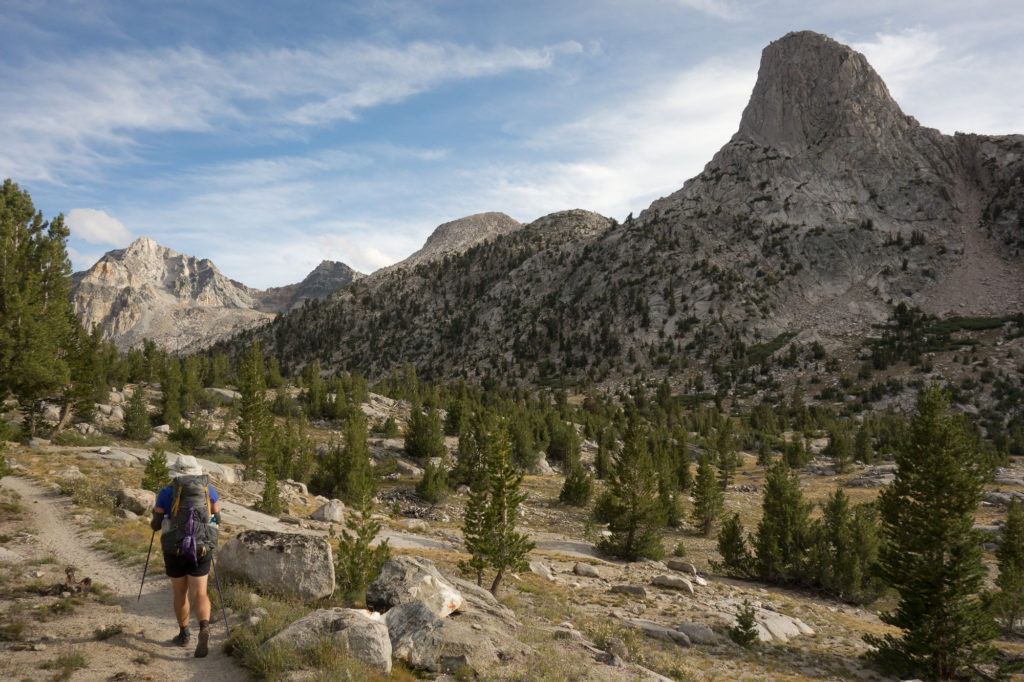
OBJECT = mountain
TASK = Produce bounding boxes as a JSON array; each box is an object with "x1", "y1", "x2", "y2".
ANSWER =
[
  {"x1": 227, "y1": 30, "x2": 1023, "y2": 389},
  {"x1": 384, "y1": 212, "x2": 522, "y2": 271},
  {"x1": 70, "y1": 238, "x2": 360, "y2": 353}
]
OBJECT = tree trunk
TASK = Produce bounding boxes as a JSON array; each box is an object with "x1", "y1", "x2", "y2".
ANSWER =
[
  {"x1": 489, "y1": 568, "x2": 505, "y2": 596},
  {"x1": 54, "y1": 399, "x2": 73, "y2": 435}
]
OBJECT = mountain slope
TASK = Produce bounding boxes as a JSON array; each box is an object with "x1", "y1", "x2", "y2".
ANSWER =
[{"x1": 222, "y1": 31, "x2": 1024, "y2": 388}]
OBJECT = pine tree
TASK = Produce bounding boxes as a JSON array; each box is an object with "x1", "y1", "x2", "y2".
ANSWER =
[
  {"x1": 867, "y1": 385, "x2": 997, "y2": 680},
  {"x1": 334, "y1": 477, "x2": 390, "y2": 601},
  {"x1": 594, "y1": 427, "x2": 613, "y2": 480},
  {"x1": 416, "y1": 457, "x2": 449, "y2": 503},
  {"x1": 258, "y1": 469, "x2": 283, "y2": 515},
  {"x1": 854, "y1": 422, "x2": 875, "y2": 464},
  {"x1": 691, "y1": 455, "x2": 723, "y2": 536},
  {"x1": 160, "y1": 357, "x2": 182, "y2": 427},
  {"x1": 141, "y1": 447, "x2": 169, "y2": 492},
  {"x1": 827, "y1": 426, "x2": 852, "y2": 473},
  {"x1": 810, "y1": 489, "x2": 882, "y2": 603},
  {"x1": 404, "y1": 403, "x2": 446, "y2": 462},
  {"x1": 236, "y1": 341, "x2": 271, "y2": 478},
  {"x1": 717, "y1": 512, "x2": 752, "y2": 576},
  {"x1": 714, "y1": 420, "x2": 737, "y2": 489},
  {"x1": 460, "y1": 424, "x2": 534, "y2": 595},
  {"x1": 0, "y1": 180, "x2": 73, "y2": 437},
  {"x1": 123, "y1": 385, "x2": 152, "y2": 440},
  {"x1": 994, "y1": 499, "x2": 1024, "y2": 635},
  {"x1": 600, "y1": 415, "x2": 665, "y2": 560},
  {"x1": 559, "y1": 448, "x2": 593, "y2": 506},
  {"x1": 757, "y1": 436, "x2": 772, "y2": 467},
  {"x1": 753, "y1": 458, "x2": 813, "y2": 583}
]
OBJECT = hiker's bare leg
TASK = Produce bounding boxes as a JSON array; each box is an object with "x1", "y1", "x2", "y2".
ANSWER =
[
  {"x1": 171, "y1": 576, "x2": 190, "y2": 627},
  {"x1": 188, "y1": 575, "x2": 211, "y2": 624}
]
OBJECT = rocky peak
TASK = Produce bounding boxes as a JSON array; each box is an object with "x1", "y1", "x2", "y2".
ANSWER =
[
  {"x1": 393, "y1": 212, "x2": 521, "y2": 270},
  {"x1": 736, "y1": 31, "x2": 914, "y2": 154}
]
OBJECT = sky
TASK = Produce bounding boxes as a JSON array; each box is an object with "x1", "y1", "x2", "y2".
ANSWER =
[{"x1": 2, "y1": 1, "x2": 1023, "y2": 288}]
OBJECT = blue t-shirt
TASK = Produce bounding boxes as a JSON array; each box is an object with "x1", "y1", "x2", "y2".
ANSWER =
[{"x1": 155, "y1": 484, "x2": 219, "y2": 514}]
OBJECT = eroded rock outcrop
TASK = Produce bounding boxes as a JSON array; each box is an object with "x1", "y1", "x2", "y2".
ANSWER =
[{"x1": 217, "y1": 530, "x2": 335, "y2": 600}]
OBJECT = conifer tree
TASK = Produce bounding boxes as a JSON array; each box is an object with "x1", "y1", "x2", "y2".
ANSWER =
[
  {"x1": 691, "y1": 454, "x2": 723, "y2": 536},
  {"x1": 258, "y1": 469, "x2": 283, "y2": 515},
  {"x1": 753, "y1": 458, "x2": 813, "y2": 583},
  {"x1": 334, "y1": 461, "x2": 390, "y2": 601},
  {"x1": 757, "y1": 436, "x2": 772, "y2": 467},
  {"x1": 461, "y1": 424, "x2": 534, "y2": 595},
  {"x1": 714, "y1": 420, "x2": 737, "y2": 489},
  {"x1": 594, "y1": 427, "x2": 613, "y2": 480},
  {"x1": 160, "y1": 357, "x2": 182, "y2": 426},
  {"x1": 236, "y1": 341, "x2": 271, "y2": 478},
  {"x1": 404, "y1": 403, "x2": 446, "y2": 462},
  {"x1": 600, "y1": 414, "x2": 665, "y2": 560},
  {"x1": 124, "y1": 385, "x2": 152, "y2": 440},
  {"x1": 559, "y1": 446, "x2": 593, "y2": 506},
  {"x1": 0, "y1": 180, "x2": 73, "y2": 436},
  {"x1": 994, "y1": 499, "x2": 1024, "y2": 635},
  {"x1": 854, "y1": 422, "x2": 875, "y2": 463},
  {"x1": 827, "y1": 426, "x2": 852, "y2": 473},
  {"x1": 416, "y1": 456, "x2": 449, "y2": 503},
  {"x1": 810, "y1": 489, "x2": 882, "y2": 603},
  {"x1": 867, "y1": 385, "x2": 997, "y2": 679},
  {"x1": 717, "y1": 512, "x2": 752, "y2": 576},
  {"x1": 141, "y1": 447, "x2": 169, "y2": 492}
]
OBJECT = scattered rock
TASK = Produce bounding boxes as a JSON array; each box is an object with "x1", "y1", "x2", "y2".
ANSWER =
[
  {"x1": 666, "y1": 559, "x2": 697, "y2": 575},
  {"x1": 610, "y1": 585, "x2": 649, "y2": 598},
  {"x1": 399, "y1": 518, "x2": 429, "y2": 532},
  {"x1": 622, "y1": 618, "x2": 691, "y2": 646},
  {"x1": 385, "y1": 601, "x2": 445, "y2": 671},
  {"x1": 153, "y1": 424, "x2": 172, "y2": 434},
  {"x1": 217, "y1": 530, "x2": 335, "y2": 600},
  {"x1": 529, "y1": 561, "x2": 556, "y2": 581},
  {"x1": 676, "y1": 622, "x2": 723, "y2": 645},
  {"x1": 262, "y1": 608, "x2": 391, "y2": 675},
  {"x1": 574, "y1": 562, "x2": 614, "y2": 579},
  {"x1": 652, "y1": 574, "x2": 694, "y2": 594},
  {"x1": 845, "y1": 464, "x2": 897, "y2": 488},
  {"x1": 116, "y1": 488, "x2": 156, "y2": 515},
  {"x1": 55, "y1": 466, "x2": 85, "y2": 480},
  {"x1": 366, "y1": 556, "x2": 465, "y2": 618}
]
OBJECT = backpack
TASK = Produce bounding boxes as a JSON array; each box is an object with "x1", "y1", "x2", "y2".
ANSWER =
[{"x1": 160, "y1": 474, "x2": 219, "y2": 565}]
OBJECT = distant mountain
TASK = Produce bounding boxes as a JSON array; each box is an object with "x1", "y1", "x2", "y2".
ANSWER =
[
  {"x1": 70, "y1": 238, "x2": 360, "y2": 353},
  {"x1": 384, "y1": 212, "x2": 522, "y2": 271},
  {"x1": 231, "y1": 31, "x2": 1023, "y2": 387}
]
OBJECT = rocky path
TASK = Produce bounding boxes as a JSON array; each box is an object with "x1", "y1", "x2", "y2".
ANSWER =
[{"x1": 1, "y1": 475, "x2": 247, "y2": 682}]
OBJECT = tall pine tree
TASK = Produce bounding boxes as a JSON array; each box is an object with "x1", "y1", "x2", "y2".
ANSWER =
[
  {"x1": 0, "y1": 180, "x2": 73, "y2": 436},
  {"x1": 867, "y1": 385, "x2": 997, "y2": 680},
  {"x1": 599, "y1": 414, "x2": 665, "y2": 560},
  {"x1": 236, "y1": 341, "x2": 271, "y2": 479}
]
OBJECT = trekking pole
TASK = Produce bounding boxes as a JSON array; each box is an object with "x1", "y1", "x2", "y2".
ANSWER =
[
  {"x1": 138, "y1": 529, "x2": 156, "y2": 601},
  {"x1": 210, "y1": 556, "x2": 230, "y2": 632}
]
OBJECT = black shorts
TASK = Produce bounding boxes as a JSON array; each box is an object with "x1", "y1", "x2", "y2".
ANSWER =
[{"x1": 163, "y1": 552, "x2": 212, "y2": 578}]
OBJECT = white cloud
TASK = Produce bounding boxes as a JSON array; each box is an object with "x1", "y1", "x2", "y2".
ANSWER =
[
  {"x1": 313, "y1": 234, "x2": 403, "y2": 272},
  {"x1": 67, "y1": 245, "x2": 105, "y2": 273},
  {"x1": 666, "y1": 0, "x2": 743, "y2": 21},
  {"x1": 849, "y1": 29, "x2": 942, "y2": 99},
  {"x1": 66, "y1": 208, "x2": 133, "y2": 245},
  {"x1": 0, "y1": 40, "x2": 580, "y2": 184}
]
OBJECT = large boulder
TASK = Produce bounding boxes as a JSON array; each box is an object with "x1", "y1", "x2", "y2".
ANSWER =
[
  {"x1": 311, "y1": 499, "x2": 345, "y2": 523},
  {"x1": 366, "y1": 556, "x2": 465, "y2": 618},
  {"x1": 217, "y1": 530, "x2": 335, "y2": 600},
  {"x1": 116, "y1": 488, "x2": 156, "y2": 515},
  {"x1": 262, "y1": 608, "x2": 391, "y2": 675},
  {"x1": 368, "y1": 556, "x2": 524, "y2": 674}
]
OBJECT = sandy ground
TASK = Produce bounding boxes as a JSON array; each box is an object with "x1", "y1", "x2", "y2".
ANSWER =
[{"x1": 1, "y1": 475, "x2": 247, "y2": 682}]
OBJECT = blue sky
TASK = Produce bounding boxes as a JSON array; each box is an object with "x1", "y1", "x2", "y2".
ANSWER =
[{"x1": 3, "y1": 1, "x2": 1023, "y2": 288}]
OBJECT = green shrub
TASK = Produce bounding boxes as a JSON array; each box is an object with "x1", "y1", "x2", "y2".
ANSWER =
[{"x1": 729, "y1": 600, "x2": 759, "y2": 648}]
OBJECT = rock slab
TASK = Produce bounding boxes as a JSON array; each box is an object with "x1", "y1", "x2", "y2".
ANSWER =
[{"x1": 217, "y1": 530, "x2": 335, "y2": 600}]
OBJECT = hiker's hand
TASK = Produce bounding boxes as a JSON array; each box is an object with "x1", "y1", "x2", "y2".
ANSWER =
[{"x1": 150, "y1": 512, "x2": 163, "y2": 532}]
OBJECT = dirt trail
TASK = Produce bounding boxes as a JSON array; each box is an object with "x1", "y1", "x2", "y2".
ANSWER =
[{"x1": 1, "y1": 475, "x2": 247, "y2": 682}]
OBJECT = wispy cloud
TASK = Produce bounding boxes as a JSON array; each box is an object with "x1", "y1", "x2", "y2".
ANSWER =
[
  {"x1": 665, "y1": 0, "x2": 744, "y2": 21},
  {"x1": 849, "y1": 28, "x2": 941, "y2": 100},
  {"x1": 66, "y1": 208, "x2": 133, "y2": 245},
  {"x1": 0, "y1": 39, "x2": 580, "y2": 184}
]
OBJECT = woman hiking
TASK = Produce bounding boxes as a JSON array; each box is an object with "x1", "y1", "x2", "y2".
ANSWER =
[{"x1": 150, "y1": 454, "x2": 220, "y2": 658}]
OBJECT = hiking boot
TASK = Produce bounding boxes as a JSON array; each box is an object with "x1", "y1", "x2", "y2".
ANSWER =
[
  {"x1": 194, "y1": 628, "x2": 210, "y2": 658},
  {"x1": 172, "y1": 628, "x2": 190, "y2": 647}
]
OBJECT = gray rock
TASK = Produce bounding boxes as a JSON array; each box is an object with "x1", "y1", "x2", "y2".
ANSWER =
[
  {"x1": 529, "y1": 561, "x2": 556, "y2": 581},
  {"x1": 116, "y1": 488, "x2": 156, "y2": 515},
  {"x1": 366, "y1": 556, "x2": 465, "y2": 618},
  {"x1": 263, "y1": 608, "x2": 391, "y2": 675},
  {"x1": 400, "y1": 518, "x2": 429, "y2": 532},
  {"x1": 385, "y1": 601, "x2": 445, "y2": 671},
  {"x1": 110, "y1": 406, "x2": 125, "y2": 421},
  {"x1": 310, "y1": 499, "x2": 345, "y2": 523},
  {"x1": 97, "y1": 404, "x2": 113, "y2": 416},
  {"x1": 666, "y1": 559, "x2": 698, "y2": 575},
  {"x1": 573, "y1": 561, "x2": 614, "y2": 579},
  {"x1": 154, "y1": 424, "x2": 171, "y2": 435},
  {"x1": 530, "y1": 455, "x2": 555, "y2": 476},
  {"x1": 610, "y1": 585, "x2": 649, "y2": 598},
  {"x1": 55, "y1": 466, "x2": 85, "y2": 480},
  {"x1": 217, "y1": 530, "x2": 335, "y2": 600},
  {"x1": 652, "y1": 574, "x2": 694, "y2": 594},
  {"x1": 676, "y1": 622, "x2": 722, "y2": 645},
  {"x1": 623, "y1": 618, "x2": 691, "y2": 646}
]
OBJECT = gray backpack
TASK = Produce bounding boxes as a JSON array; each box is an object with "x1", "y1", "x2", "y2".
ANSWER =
[{"x1": 160, "y1": 474, "x2": 218, "y2": 564}]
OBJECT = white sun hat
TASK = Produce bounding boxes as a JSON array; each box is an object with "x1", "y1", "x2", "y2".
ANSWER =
[{"x1": 171, "y1": 454, "x2": 204, "y2": 476}]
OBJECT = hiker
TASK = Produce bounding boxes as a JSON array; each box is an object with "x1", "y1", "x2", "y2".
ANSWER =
[{"x1": 150, "y1": 454, "x2": 220, "y2": 658}]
